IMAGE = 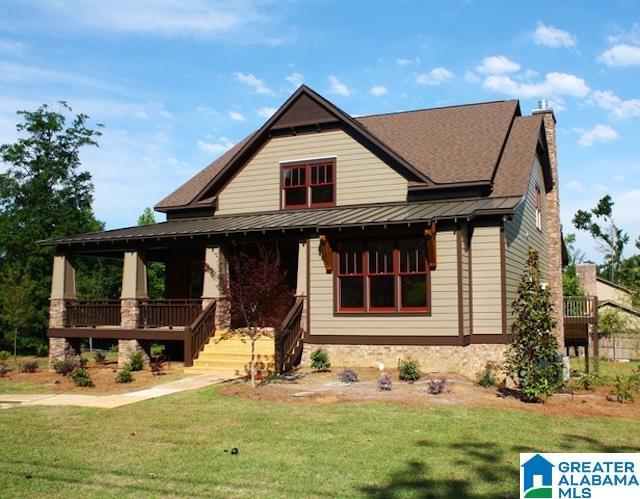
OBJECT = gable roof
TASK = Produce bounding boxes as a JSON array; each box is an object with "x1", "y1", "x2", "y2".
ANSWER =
[
  {"x1": 155, "y1": 86, "x2": 546, "y2": 212},
  {"x1": 597, "y1": 276, "x2": 634, "y2": 296}
]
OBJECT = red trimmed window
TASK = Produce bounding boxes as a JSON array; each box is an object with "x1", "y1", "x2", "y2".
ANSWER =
[
  {"x1": 337, "y1": 238, "x2": 429, "y2": 313},
  {"x1": 282, "y1": 160, "x2": 335, "y2": 209},
  {"x1": 535, "y1": 186, "x2": 542, "y2": 230}
]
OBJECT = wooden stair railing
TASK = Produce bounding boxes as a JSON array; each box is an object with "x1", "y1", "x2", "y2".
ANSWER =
[
  {"x1": 183, "y1": 300, "x2": 216, "y2": 367},
  {"x1": 275, "y1": 297, "x2": 305, "y2": 374}
]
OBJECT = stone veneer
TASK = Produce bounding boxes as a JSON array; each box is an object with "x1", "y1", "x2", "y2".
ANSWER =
[
  {"x1": 118, "y1": 298, "x2": 149, "y2": 367},
  {"x1": 301, "y1": 343, "x2": 506, "y2": 379},
  {"x1": 48, "y1": 298, "x2": 81, "y2": 369}
]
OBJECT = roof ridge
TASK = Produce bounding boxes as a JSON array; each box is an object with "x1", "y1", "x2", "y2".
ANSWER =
[{"x1": 355, "y1": 99, "x2": 519, "y2": 120}]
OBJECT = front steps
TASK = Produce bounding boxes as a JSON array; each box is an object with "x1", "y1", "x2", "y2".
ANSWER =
[{"x1": 187, "y1": 331, "x2": 276, "y2": 377}]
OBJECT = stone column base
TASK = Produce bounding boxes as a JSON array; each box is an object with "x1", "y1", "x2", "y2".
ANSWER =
[
  {"x1": 214, "y1": 297, "x2": 231, "y2": 330},
  {"x1": 118, "y1": 339, "x2": 151, "y2": 368},
  {"x1": 301, "y1": 342, "x2": 507, "y2": 379},
  {"x1": 48, "y1": 337, "x2": 82, "y2": 370}
]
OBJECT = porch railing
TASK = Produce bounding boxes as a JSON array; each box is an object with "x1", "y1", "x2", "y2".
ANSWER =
[
  {"x1": 138, "y1": 299, "x2": 202, "y2": 328},
  {"x1": 184, "y1": 300, "x2": 217, "y2": 367},
  {"x1": 275, "y1": 297, "x2": 305, "y2": 374},
  {"x1": 64, "y1": 300, "x2": 121, "y2": 327},
  {"x1": 563, "y1": 296, "x2": 598, "y2": 324}
]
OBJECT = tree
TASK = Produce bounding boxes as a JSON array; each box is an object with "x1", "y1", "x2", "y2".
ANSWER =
[
  {"x1": 504, "y1": 248, "x2": 563, "y2": 402},
  {"x1": 0, "y1": 102, "x2": 103, "y2": 346},
  {"x1": 137, "y1": 208, "x2": 165, "y2": 299},
  {"x1": 215, "y1": 244, "x2": 292, "y2": 388},
  {"x1": 0, "y1": 270, "x2": 38, "y2": 360},
  {"x1": 562, "y1": 233, "x2": 584, "y2": 296},
  {"x1": 573, "y1": 195, "x2": 629, "y2": 282}
]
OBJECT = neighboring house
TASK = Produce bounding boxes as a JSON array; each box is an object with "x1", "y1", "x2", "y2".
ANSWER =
[{"x1": 41, "y1": 86, "x2": 564, "y2": 377}]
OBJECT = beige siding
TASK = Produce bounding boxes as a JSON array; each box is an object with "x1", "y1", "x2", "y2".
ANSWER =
[
  {"x1": 504, "y1": 156, "x2": 549, "y2": 328},
  {"x1": 216, "y1": 130, "x2": 408, "y2": 215},
  {"x1": 461, "y1": 226, "x2": 471, "y2": 335},
  {"x1": 596, "y1": 281, "x2": 633, "y2": 307},
  {"x1": 308, "y1": 230, "x2": 460, "y2": 337},
  {"x1": 471, "y1": 226, "x2": 502, "y2": 334}
]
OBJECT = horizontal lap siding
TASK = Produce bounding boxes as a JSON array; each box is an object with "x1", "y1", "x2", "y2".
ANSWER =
[
  {"x1": 461, "y1": 227, "x2": 470, "y2": 335},
  {"x1": 308, "y1": 231, "x2": 459, "y2": 337},
  {"x1": 504, "y1": 156, "x2": 548, "y2": 329},
  {"x1": 217, "y1": 130, "x2": 408, "y2": 215},
  {"x1": 471, "y1": 226, "x2": 502, "y2": 334}
]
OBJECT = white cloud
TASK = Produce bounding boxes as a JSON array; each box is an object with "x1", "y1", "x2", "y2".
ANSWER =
[
  {"x1": 233, "y1": 72, "x2": 274, "y2": 95},
  {"x1": 532, "y1": 23, "x2": 576, "y2": 48},
  {"x1": 328, "y1": 75, "x2": 350, "y2": 96},
  {"x1": 613, "y1": 174, "x2": 626, "y2": 182},
  {"x1": 477, "y1": 55, "x2": 520, "y2": 75},
  {"x1": 566, "y1": 180, "x2": 585, "y2": 192},
  {"x1": 285, "y1": 72, "x2": 303, "y2": 87},
  {"x1": 197, "y1": 137, "x2": 235, "y2": 154},
  {"x1": 256, "y1": 106, "x2": 277, "y2": 118},
  {"x1": 588, "y1": 90, "x2": 640, "y2": 119},
  {"x1": 483, "y1": 72, "x2": 590, "y2": 98},
  {"x1": 396, "y1": 57, "x2": 419, "y2": 66},
  {"x1": 227, "y1": 110, "x2": 245, "y2": 122},
  {"x1": 416, "y1": 67, "x2": 454, "y2": 85},
  {"x1": 598, "y1": 44, "x2": 640, "y2": 67},
  {"x1": 591, "y1": 183, "x2": 609, "y2": 193},
  {"x1": 577, "y1": 124, "x2": 620, "y2": 147},
  {"x1": 370, "y1": 85, "x2": 388, "y2": 96},
  {"x1": 196, "y1": 106, "x2": 218, "y2": 116}
]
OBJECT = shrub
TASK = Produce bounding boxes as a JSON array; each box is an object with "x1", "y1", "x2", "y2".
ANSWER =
[
  {"x1": 399, "y1": 358, "x2": 421, "y2": 382},
  {"x1": 115, "y1": 368, "x2": 133, "y2": 384},
  {"x1": 149, "y1": 357, "x2": 166, "y2": 375},
  {"x1": 476, "y1": 362, "x2": 497, "y2": 387},
  {"x1": 612, "y1": 375, "x2": 636, "y2": 403},
  {"x1": 109, "y1": 344, "x2": 119, "y2": 353},
  {"x1": 150, "y1": 343, "x2": 165, "y2": 357},
  {"x1": 0, "y1": 351, "x2": 10, "y2": 361},
  {"x1": 94, "y1": 351, "x2": 107, "y2": 364},
  {"x1": 310, "y1": 348, "x2": 331, "y2": 371},
  {"x1": 19, "y1": 361, "x2": 38, "y2": 373},
  {"x1": 504, "y1": 249, "x2": 563, "y2": 402},
  {"x1": 52, "y1": 358, "x2": 78, "y2": 376},
  {"x1": 575, "y1": 373, "x2": 599, "y2": 391},
  {"x1": 337, "y1": 368, "x2": 359, "y2": 383},
  {"x1": 69, "y1": 367, "x2": 93, "y2": 387},
  {"x1": 35, "y1": 342, "x2": 49, "y2": 357},
  {"x1": 427, "y1": 378, "x2": 446, "y2": 395},
  {"x1": 0, "y1": 361, "x2": 9, "y2": 378},
  {"x1": 378, "y1": 373, "x2": 392, "y2": 391},
  {"x1": 127, "y1": 351, "x2": 144, "y2": 372}
]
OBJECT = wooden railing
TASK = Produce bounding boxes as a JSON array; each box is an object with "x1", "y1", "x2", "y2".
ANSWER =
[
  {"x1": 275, "y1": 297, "x2": 305, "y2": 374},
  {"x1": 563, "y1": 296, "x2": 598, "y2": 324},
  {"x1": 64, "y1": 300, "x2": 121, "y2": 327},
  {"x1": 138, "y1": 299, "x2": 202, "y2": 328},
  {"x1": 184, "y1": 300, "x2": 216, "y2": 367}
]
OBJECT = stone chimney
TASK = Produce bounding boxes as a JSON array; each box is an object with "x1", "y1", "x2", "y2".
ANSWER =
[
  {"x1": 533, "y1": 100, "x2": 564, "y2": 349},
  {"x1": 575, "y1": 263, "x2": 597, "y2": 296}
]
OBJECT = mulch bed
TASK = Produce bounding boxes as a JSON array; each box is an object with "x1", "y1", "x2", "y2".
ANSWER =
[{"x1": 218, "y1": 368, "x2": 640, "y2": 419}]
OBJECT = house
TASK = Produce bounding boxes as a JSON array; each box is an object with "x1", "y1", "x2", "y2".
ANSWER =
[
  {"x1": 41, "y1": 85, "x2": 564, "y2": 377},
  {"x1": 521, "y1": 454, "x2": 554, "y2": 494}
]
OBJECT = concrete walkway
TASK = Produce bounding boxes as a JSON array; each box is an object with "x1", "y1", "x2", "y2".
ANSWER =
[{"x1": 0, "y1": 374, "x2": 231, "y2": 409}]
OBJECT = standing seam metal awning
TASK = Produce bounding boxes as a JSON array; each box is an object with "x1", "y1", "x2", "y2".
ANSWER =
[{"x1": 39, "y1": 196, "x2": 523, "y2": 247}]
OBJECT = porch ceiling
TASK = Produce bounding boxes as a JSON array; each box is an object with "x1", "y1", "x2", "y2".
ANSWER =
[{"x1": 40, "y1": 196, "x2": 522, "y2": 248}]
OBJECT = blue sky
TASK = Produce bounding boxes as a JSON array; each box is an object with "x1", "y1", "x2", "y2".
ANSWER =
[{"x1": 0, "y1": 1, "x2": 638, "y2": 261}]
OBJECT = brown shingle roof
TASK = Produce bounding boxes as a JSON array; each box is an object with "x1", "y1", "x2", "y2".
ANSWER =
[{"x1": 154, "y1": 88, "x2": 541, "y2": 212}]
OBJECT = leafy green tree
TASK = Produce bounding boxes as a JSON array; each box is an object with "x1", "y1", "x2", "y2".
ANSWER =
[
  {"x1": 137, "y1": 208, "x2": 165, "y2": 299},
  {"x1": 0, "y1": 102, "x2": 103, "y2": 344},
  {"x1": 504, "y1": 248, "x2": 563, "y2": 402},
  {"x1": 598, "y1": 309, "x2": 628, "y2": 338},
  {"x1": 0, "y1": 270, "x2": 38, "y2": 360},
  {"x1": 573, "y1": 195, "x2": 629, "y2": 282},
  {"x1": 562, "y1": 233, "x2": 584, "y2": 296}
]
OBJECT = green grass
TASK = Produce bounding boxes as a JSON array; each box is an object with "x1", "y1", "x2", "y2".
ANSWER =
[
  {"x1": 571, "y1": 357, "x2": 640, "y2": 383},
  {"x1": 1, "y1": 386, "x2": 639, "y2": 498}
]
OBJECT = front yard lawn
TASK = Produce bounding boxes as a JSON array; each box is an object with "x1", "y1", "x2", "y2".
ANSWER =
[{"x1": 1, "y1": 385, "x2": 638, "y2": 498}]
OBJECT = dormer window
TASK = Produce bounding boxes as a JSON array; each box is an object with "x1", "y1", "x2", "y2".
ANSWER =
[{"x1": 281, "y1": 159, "x2": 335, "y2": 209}]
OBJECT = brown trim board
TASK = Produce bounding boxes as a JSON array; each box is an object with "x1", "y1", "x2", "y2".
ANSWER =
[
  {"x1": 307, "y1": 334, "x2": 507, "y2": 346},
  {"x1": 49, "y1": 328, "x2": 187, "y2": 341},
  {"x1": 500, "y1": 225, "x2": 508, "y2": 339},
  {"x1": 456, "y1": 228, "x2": 464, "y2": 339}
]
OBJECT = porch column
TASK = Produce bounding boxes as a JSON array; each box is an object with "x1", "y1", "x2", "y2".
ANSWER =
[
  {"x1": 119, "y1": 250, "x2": 149, "y2": 367},
  {"x1": 202, "y1": 245, "x2": 230, "y2": 330},
  {"x1": 49, "y1": 254, "x2": 81, "y2": 368},
  {"x1": 296, "y1": 240, "x2": 308, "y2": 334}
]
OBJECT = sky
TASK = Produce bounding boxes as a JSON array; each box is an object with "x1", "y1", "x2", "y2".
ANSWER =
[{"x1": 0, "y1": 0, "x2": 638, "y2": 262}]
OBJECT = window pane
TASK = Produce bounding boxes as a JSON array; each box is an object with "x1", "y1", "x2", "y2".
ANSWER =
[
  {"x1": 311, "y1": 185, "x2": 333, "y2": 204},
  {"x1": 401, "y1": 275, "x2": 427, "y2": 308},
  {"x1": 284, "y1": 187, "x2": 306, "y2": 207},
  {"x1": 326, "y1": 164, "x2": 333, "y2": 182},
  {"x1": 311, "y1": 165, "x2": 318, "y2": 184},
  {"x1": 399, "y1": 239, "x2": 426, "y2": 273},
  {"x1": 340, "y1": 277, "x2": 364, "y2": 309},
  {"x1": 339, "y1": 242, "x2": 363, "y2": 274},
  {"x1": 370, "y1": 276, "x2": 395, "y2": 308},
  {"x1": 298, "y1": 167, "x2": 306, "y2": 185},
  {"x1": 368, "y1": 240, "x2": 394, "y2": 274},
  {"x1": 283, "y1": 169, "x2": 293, "y2": 187}
]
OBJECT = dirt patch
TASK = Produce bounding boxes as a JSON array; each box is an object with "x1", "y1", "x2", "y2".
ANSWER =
[
  {"x1": 0, "y1": 358, "x2": 185, "y2": 394},
  {"x1": 217, "y1": 368, "x2": 640, "y2": 419}
]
